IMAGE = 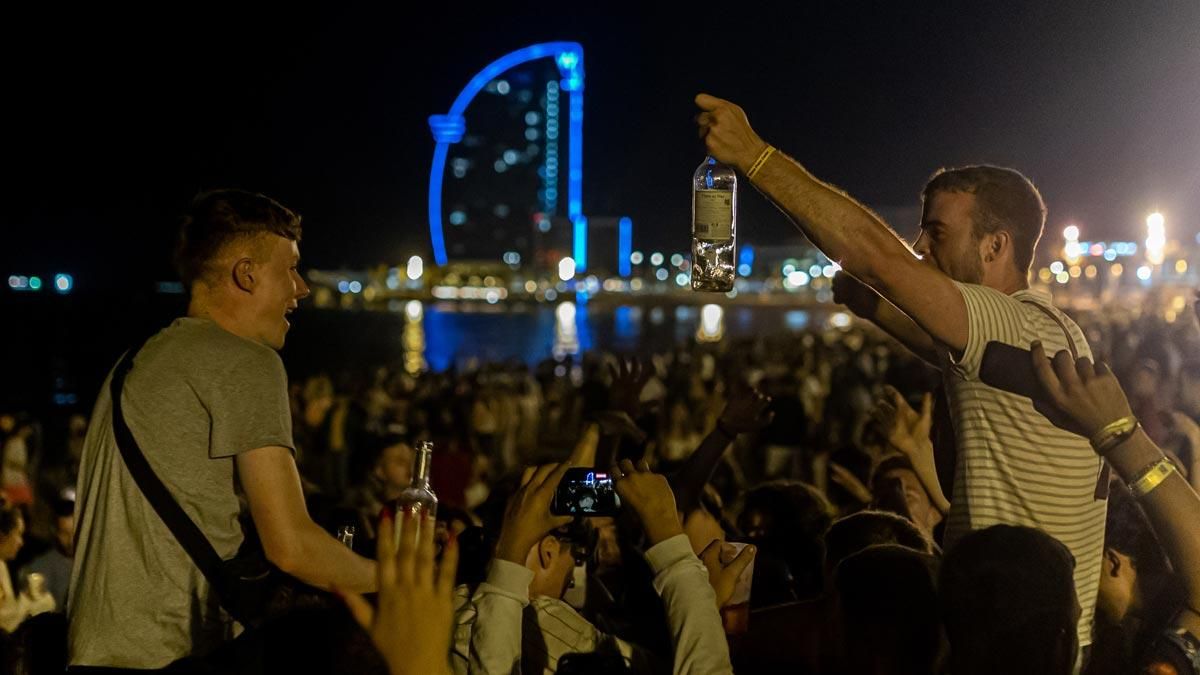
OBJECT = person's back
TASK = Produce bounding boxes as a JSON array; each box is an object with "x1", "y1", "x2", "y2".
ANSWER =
[{"x1": 68, "y1": 317, "x2": 293, "y2": 668}]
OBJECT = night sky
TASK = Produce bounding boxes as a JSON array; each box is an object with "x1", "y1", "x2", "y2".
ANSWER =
[{"x1": 3, "y1": 2, "x2": 1198, "y2": 292}]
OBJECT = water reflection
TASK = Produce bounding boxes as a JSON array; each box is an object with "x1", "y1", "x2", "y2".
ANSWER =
[
  {"x1": 403, "y1": 300, "x2": 426, "y2": 374},
  {"x1": 696, "y1": 304, "x2": 724, "y2": 342},
  {"x1": 554, "y1": 301, "x2": 579, "y2": 358}
]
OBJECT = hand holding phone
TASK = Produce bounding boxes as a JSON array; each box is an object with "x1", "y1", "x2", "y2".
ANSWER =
[{"x1": 552, "y1": 468, "x2": 621, "y2": 517}]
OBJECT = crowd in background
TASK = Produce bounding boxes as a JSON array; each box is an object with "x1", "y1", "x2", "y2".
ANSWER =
[{"x1": 4, "y1": 297, "x2": 1200, "y2": 673}]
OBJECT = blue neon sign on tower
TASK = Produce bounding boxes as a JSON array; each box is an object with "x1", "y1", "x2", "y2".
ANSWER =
[{"x1": 427, "y1": 42, "x2": 586, "y2": 267}]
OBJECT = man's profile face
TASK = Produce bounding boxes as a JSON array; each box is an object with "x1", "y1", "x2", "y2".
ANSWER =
[
  {"x1": 914, "y1": 191, "x2": 984, "y2": 285},
  {"x1": 248, "y1": 236, "x2": 310, "y2": 349}
]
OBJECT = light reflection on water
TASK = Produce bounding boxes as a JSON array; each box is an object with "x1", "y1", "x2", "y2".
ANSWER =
[{"x1": 368, "y1": 302, "x2": 819, "y2": 371}]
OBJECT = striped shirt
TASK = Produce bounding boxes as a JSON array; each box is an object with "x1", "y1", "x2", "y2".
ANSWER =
[{"x1": 941, "y1": 282, "x2": 1107, "y2": 649}]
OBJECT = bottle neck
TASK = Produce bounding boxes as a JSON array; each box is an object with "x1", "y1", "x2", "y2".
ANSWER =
[{"x1": 411, "y1": 444, "x2": 433, "y2": 488}]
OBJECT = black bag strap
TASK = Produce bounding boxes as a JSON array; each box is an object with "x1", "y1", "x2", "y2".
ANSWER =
[
  {"x1": 1022, "y1": 299, "x2": 1079, "y2": 360},
  {"x1": 109, "y1": 337, "x2": 239, "y2": 607}
]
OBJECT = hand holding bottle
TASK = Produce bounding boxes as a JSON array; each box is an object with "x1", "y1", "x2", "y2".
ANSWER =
[{"x1": 695, "y1": 94, "x2": 768, "y2": 175}]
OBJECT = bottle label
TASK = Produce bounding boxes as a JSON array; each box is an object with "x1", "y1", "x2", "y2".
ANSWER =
[{"x1": 694, "y1": 190, "x2": 733, "y2": 240}]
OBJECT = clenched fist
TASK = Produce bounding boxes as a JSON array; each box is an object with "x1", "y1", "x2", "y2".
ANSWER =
[{"x1": 695, "y1": 94, "x2": 769, "y2": 175}]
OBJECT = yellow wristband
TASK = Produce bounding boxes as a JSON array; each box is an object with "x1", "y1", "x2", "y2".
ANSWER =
[
  {"x1": 746, "y1": 145, "x2": 776, "y2": 180},
  {"x1": 1128, "y1": 458, "x2": 1176, "y2": 498},
  {"x1": 1090, "y1": 416, "x2": 1138, "y2": 446}
]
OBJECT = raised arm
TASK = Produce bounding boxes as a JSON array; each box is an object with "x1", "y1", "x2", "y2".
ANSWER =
[
  {"x1": 1032, "y1": 343, "x2": 1200, "y2": 636},
  {"x1": 696, "y1": 94, "x2": 967, "y2": 355}
]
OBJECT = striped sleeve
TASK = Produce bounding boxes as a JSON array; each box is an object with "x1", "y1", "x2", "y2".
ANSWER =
[{"x1": 949, "y1": 282, "x2": 1028, "y2": 380}]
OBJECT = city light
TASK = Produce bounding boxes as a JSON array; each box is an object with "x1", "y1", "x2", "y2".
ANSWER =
[
  {"x1": 738, "y1": 264, "x2": 751, "y2": 276},
  {"x1": 407, "y1": 256, "x2": 424, "y2": 281},
  {"x1": 558, "y1": 256, "x2": 576, "y2": 281},
  {"x1": 830, "y1": 312, "x2": 852, "y2": 328},
  {"x1": 1063, "y1": 225, "x2": 1081, "y2": 264},
  {"x1": 502, "y1": 251, "x2": 521, "y2": 266},
  {"x1": 1112, "y1": 263, "x2": 1124, "y2": 277},
  {"x1": 1146, "y1": 212, "x2": 1166, "y2": 266},
  {"x1": 405, "y1": 300, "x2": 423, "y2": 321},
  {"x1": 618, "y1": 217, "x2": 633, "y2": 277},
  {"x1": 1177, "y1": 260, "x2": 1189, "y2": 275},
  {"x1": 655, "y1": 269, "x2": 669, "y2": 281},
  {"x1": 1137, "y1": 265, "x2": 1153, "y2": 281},
  {"x1": 348, "y1": 281, "x2": 362, "y2": 294},
  {"x1": 54, "y1": 274, "x2": 73, "y2": 293},
  {"x1": 675, "y1": 273, "x2": 689, "y2": 287},
  {"x1": 1063, "y1": 225, "x2": 1080, "y2": 241},
  {"x1": 1056, "y1": 271, "x2": 1070, "y2": 284},
  {"x1": 670, "y1": 253, "x2": 685, "y2": 268},
  {"x1": 1050, "y1": 261, "x2": 1065, "y2": 274},
  {"x1": 573, "y1": 216, "x2": 588, "y2": 273},
  {"x1": 630, "y1": 251, "x2": 644, "y2": 265},
  {"x1": 785, "y1": 271, "x2": 811, "y2": 288},
  {"x1": 650, "y1": 252, "x2": 664, "y2": 266},
  {"x1": 1085, "y1": 265, "x2": 1098, "y2": 279}
]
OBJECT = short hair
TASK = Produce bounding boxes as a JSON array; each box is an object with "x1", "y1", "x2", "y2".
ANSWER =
[
  {"x1": 940, "y1": 525, "x2": 1078, "y2": 675},
  {"x1": 835, "y1": 545, "x2": 943, "y2": 675},
  {"x1": 826, "y1": 510, "x2": 933, "y2": 571},
  {"x1": 175, "y1": 189, "x2": 302, "y2": 289},
  {"x1": 922, "y1": 165, "x2": 1046, "y2": 276}
]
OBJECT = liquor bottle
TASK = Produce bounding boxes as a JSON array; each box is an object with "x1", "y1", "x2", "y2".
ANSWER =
[
  {"x1": 393, "y1": 441, "x2": 438, "y2": 544},
  {"x1": 691, "y1": 156, "x2": 737, "y2": 292}
]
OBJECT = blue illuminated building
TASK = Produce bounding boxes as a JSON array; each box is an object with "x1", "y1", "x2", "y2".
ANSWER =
[{"x1": 428, "y1": 43, "x2": 586, "y2": 268}]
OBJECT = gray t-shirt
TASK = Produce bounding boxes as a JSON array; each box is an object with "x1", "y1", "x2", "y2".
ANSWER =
[{"x1": 67, "y1": 318, "x2": 294, "y2": 668}]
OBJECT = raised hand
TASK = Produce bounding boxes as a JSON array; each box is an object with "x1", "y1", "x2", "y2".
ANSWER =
[
  {"x1": 339, "y1": 511, "x2": 458, "y2": 675},
  {"x1": 494, "y1": 463, "x2": 574, "y2": 564},
  {"x1": 695, "y1": 94, "x2": 769, "y2": 175},
  {"x1": 1030, "y1": 341, "x2": 1135, "y2": 441},
  {"x1": 871, "y1": 387, "x2": 949, "y2": 513},
  {"x1": 699, "y1": 540, "x2": 757, "y2": 608},
  {"x1": 608, "y1": 356, "x2": 656, "y2": 420},
  {"x1": 613, "y1": 459, "x2": 684, "y2": 546},
  {"x1": 718, "y1": 389, "x2": 774, "y2": 435}
]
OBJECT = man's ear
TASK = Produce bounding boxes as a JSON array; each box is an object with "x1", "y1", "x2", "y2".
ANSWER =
[
  {"x1": 984, "y1": 231, "x2": 1008, "y2": 263},
  {"x1": 537, "y1": 535, "x2": 560, "y2": 570},
  {"x1": 1103, "y1": 547, "x2": 1122, "y2": 577},
  {"x1": 232, "y1": 257, "x2": 256, "y2": 293}
]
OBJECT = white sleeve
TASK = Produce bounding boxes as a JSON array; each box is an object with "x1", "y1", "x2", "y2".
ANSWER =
[
  {"x1": 457, "y1": 559, "x2": 533, "y2": 675},
  {"x1": 948, "y1": 281, "x2": 1028, "y2": 379},
  {"x1": 644, "y1": 535, "x2": 733, "y2": 675}
]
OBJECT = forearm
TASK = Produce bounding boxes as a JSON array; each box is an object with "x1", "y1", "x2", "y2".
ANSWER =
[
  {"x1": 746, "y1": 151, "x2": 914, "y2": 285},
  {"x1": 1107, "y1": 429, "x2": 1200, "y2": 611},
  {"x1": 672, "y1": 428, "x2": 733, "y2": 514},
  {"x1": 872, "y1": 300, "x2": 939, "y2": 365},
  {"x1": 283, "y1": 521, "x2": 377, "y2": 593},
  {"x1": 646, "y1": 535, "x2": 733, "y2": 675}
]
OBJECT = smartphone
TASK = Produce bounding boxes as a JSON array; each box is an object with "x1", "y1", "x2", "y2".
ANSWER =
[
  {"x1": 552, "y1": 468, "x2": 621, "y2": 517},
  {"x1": 979, "y1": 341, "x2": 1053, "y2": 403}
]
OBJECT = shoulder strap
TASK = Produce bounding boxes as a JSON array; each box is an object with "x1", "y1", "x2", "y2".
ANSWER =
[
  {"x1": 1020, "y1": 300, "x2": 1110, "y2": 499},
  {"x1": 1022, "y1": 300, "x2": 1078, "y2": 360},
  {"x1": 109, "y1": 337, "x2": 237, "y2": 604}
]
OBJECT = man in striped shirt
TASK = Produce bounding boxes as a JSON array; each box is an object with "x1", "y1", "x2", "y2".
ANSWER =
[{"x1": 696, "y1": 94, "x2": 1105, "y2": 655}]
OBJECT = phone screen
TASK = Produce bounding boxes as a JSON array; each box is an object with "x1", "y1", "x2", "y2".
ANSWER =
[{"x1": 552, "y1": 468, "x2": 621, "y2": 517}]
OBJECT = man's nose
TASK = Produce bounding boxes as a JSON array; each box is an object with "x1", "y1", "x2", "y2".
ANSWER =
[
  {"x1": 912, "y1": 232, "x2": 931, "y2": 257},
  {"x1": 296, "y1": 275, "x2": 311, "y2": 300}
]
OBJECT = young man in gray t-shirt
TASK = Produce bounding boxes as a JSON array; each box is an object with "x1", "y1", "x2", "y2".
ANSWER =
[{"x1": 68, "y1": 190, "x2": 378, "y2": 669}]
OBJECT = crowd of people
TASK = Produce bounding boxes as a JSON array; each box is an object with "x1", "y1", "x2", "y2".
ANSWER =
[{"x1": 1, "y1": 94, "x2": 1198, "y2": 674}]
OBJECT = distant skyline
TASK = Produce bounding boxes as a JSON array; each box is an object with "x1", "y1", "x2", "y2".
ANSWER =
[{"x1": 2, "y1": 3, "x2": 1198, "y2": 293}]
